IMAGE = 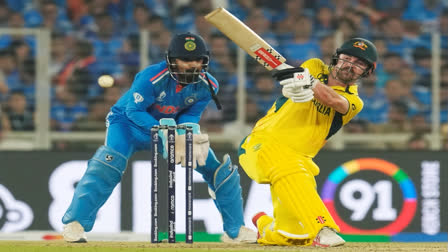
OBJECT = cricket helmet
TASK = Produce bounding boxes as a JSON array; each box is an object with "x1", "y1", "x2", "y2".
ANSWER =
[
  {"x1": 166, "y1": 32, "x2": 210, "y2": 84},
  {"x1": 333, "y1": 37, "x2": 378, "y2": 75}
]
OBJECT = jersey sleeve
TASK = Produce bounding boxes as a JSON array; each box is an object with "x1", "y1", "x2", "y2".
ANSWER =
[
  {"x1": 177, "y1": 98, "x2": 210, "y2": 124},
  {"x1": 301, "y1": 58, "x2": 329, "y2": 78},
  {"x1": 177, "y1": 73, "x2": 218, "y2": 124},
  {"x1": 340, "y1": 92, "x2": 364, "y2": 125},
  {"x1": 124, "y1": 71, "x2": 159, "y2": 130}
]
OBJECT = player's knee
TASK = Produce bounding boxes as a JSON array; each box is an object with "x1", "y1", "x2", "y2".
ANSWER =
[
  {"x1": 85, "y1": 145, "x2": 129, "y2": 185},
  {"x1": 213, "y1": 154, "x2": 241, "y2": 194},
  {"x1": 195, "y1": 149, "x2": 220, "y2": 185}
]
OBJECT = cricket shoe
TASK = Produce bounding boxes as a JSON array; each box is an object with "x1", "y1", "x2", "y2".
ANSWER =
[
  {"x1": 251, "y1": 212, "x2": 267, "y2": 239},
  {"x1": 62, "y1": 221, "x2": 87, "y2": 243},
  {"x1": 221, "y1": 226, "x2": 257, "y2": 243},
  {"x1": 312, "y1": 227, "x2": 345, "y2": 247}
]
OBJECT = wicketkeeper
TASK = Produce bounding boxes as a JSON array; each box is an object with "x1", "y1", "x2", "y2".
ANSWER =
[{"x1": 61, "y1": 32, "x2": 256, "y2": 243}]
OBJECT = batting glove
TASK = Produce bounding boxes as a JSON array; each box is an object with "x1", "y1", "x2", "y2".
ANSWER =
[
  {"x1": 272, "y1": 67, "x2": 316, "y2": 89},
  {"x1": 284, "y1": 87, "x2": 314, "y2": 103}
]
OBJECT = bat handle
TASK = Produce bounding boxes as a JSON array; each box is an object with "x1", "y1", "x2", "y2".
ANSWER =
[{"x1": 275, "y1": 63, "x2": 293, "y2": 70}]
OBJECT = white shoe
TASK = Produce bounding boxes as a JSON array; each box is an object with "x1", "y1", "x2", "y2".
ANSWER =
[
  {"x1": 221, "y1": 226, "x2": 257, "y2": 243},
  {"x1": 312, "y1": 227, "x2": 345, "y2": 247},
  {"x1": 62, "y1": 221, "x2": 87, "y2": 243}
]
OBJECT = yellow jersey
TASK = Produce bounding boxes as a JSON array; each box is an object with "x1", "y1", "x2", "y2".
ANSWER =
[{"x1": 249, "y1": 58, "x2": 363, "y2": 158}]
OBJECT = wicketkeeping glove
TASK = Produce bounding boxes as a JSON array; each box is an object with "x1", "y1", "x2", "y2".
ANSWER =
[
  {"x1": 158, "y1": 118, "x2": 176, "y2": 159},
  {"x1": 176, "y1": 123, "x2": 209, "y2": 169}
]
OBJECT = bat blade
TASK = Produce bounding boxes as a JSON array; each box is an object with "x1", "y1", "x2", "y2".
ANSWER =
[{"x1": 205, "y1": 7, "x2": 288, "y2": 71}]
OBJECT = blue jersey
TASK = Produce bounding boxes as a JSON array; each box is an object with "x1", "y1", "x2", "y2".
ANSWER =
[{"x1": 109, "y1": 61, "x2": 219, "y2": 131}]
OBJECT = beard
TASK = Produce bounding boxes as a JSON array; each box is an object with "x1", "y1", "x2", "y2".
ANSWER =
[
  {"x1": 333, "y1": 66, "x2": 362, "y2": 84},
  {"x1": 172, "y1": 67, "x2": 202, "y2": 84},
  {"x1": 176, "y1": 69, "x2": 200, "y2": 84}
]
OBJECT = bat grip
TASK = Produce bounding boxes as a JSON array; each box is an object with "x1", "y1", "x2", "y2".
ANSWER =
[{"x1": 275, "y1": 63, "x2": 293, "y2": 70}]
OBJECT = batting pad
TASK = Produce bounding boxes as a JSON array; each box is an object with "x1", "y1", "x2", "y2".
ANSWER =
[
  {"x1": 279, "y1": 173, "x2": 338, "y2": 237},
  {"x1": 257, "y1": 173, "x2": 340, "y2": 246}
]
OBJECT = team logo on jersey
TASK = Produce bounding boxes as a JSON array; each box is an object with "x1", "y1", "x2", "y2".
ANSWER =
[
  {"x1": 184, "y1": 37, "x2": 197, "y2": 51},
  {"x1": 133, "y1": 92, "x2": 144, "y2": 104},
  {"x1": 353, "y1": 41, "x2": 368, "y2": 50},
  {"x1": 184, "y1": 96, "x2": 196, "y2": 105},
  {"x1": 156, "y1": 91, "x2": 166, "y2": 102},
  {"x1": 317, "y1": 73, "x2": 328, "y2": 84},
  {"x1": 252, "y1": 143, "x2": 262, "y2": 151}
]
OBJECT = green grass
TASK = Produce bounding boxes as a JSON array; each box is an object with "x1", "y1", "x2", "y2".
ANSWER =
[{"x1": 0, "y1": 241, "x2": 447, "y2": 252}]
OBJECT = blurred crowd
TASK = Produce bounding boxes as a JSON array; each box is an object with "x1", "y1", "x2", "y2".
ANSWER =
[{"x1": 0, "y1": 0, "x2": 447, "y2": 150}]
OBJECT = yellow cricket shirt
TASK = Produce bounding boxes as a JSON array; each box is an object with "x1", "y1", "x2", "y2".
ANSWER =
[{"x1": 249, "y1": 58, "x2": 363, "y2": 158}]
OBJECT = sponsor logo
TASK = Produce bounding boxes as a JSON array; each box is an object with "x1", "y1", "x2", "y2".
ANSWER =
[
  {"x1": 154, "y1": 105, "x2": 179, "y2": 114},
  {"x1": 105, "y1": 154, "x2": 114, "y2": 162},
  {"x1": 133, "y1": 92, "x2": 144, "y2": 104},
  {"x1": 253, "y1": 47, "x2": 282, "y2": 68},
  {"x1": 316, "y1": 216, "x2": 326, "y2": 224},
  {"x1": 0, "y1": 184, "x2": 33, "y2": 231},
  {"x1": 321, "y1": 158, "x2": 417, "y2": 235}
]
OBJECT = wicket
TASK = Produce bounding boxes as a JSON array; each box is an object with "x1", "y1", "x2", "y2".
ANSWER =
[{"x1": 150, "y1": 125, "x2": 194, "y2": 244}]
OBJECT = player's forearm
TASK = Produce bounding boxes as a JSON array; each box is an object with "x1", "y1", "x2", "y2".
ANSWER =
[
  {"x1": 125, "y1": 110, "x2": 159, "y2": 130},
  {"x1": 177, "y1": 114, "x2": 201, "y2": 124},
  {"x1": 312, "y1": 82, "x2": 349, "y2": 114}
]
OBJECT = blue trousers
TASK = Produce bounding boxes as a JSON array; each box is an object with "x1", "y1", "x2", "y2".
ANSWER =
[{"x1": 62, "y1": 118, "x2": 244, "y2": 237}]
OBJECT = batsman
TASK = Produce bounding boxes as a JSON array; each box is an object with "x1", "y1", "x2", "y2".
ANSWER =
[
  {"x1": 61, "y1": 32, "x2": 256, "y2": 243},
  {"x1": 240, "y1": 38, "x2": 378, "y2": 247}
]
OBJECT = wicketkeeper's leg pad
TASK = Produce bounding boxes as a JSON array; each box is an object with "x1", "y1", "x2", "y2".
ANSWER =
[
  {"x1": 62, "y1": 145, "x2": 128, "y2": 231},
  {"x1": 208, "y1": 154, "x2": 245, "y2": 239}
]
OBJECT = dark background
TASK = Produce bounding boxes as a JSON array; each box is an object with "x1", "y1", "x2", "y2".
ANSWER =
[{"x1": 0, "y1": 149, "x2": 446, "y2": 234}]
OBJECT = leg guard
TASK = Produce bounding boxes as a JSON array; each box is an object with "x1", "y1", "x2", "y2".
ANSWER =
[
  {"x1": 62, "y1": 145, "x2": 128, "y2": 231},
  {"x1": 209, "y1": 154, "x2": 245, "y2": 239}
]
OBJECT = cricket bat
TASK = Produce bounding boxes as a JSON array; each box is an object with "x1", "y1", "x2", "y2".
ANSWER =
[{"x1": 205, "y1": 7, "x2": 291, "y2": 71}]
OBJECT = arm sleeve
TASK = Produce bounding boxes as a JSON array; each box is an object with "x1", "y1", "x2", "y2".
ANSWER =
[{"x1": 125, "y1": 72, "x2": 159, "y2": 130}]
